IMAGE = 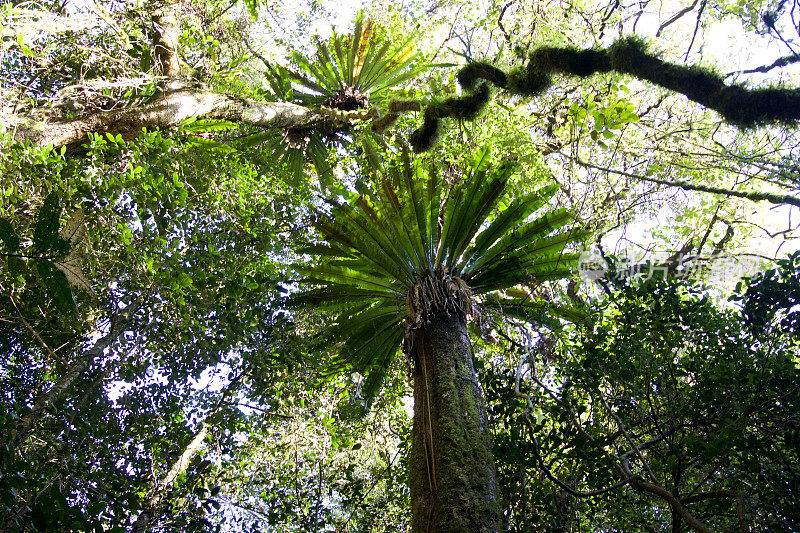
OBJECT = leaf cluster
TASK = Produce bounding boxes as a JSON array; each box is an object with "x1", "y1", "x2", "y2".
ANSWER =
[{"x1": 289, "y1": 145, "x2": 587, "y2": 405}]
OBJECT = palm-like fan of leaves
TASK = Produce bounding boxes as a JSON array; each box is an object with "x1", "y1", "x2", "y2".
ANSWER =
[
  {"x1": 284, "y1": 14, "x2": 423, "y2": 108},
  {"x1": 240, "y1": 15, "x2": 424, "y2": 187},
  {"x1": 290, "y1": 147, "x2": 587, "y2": 403},
  {"x1": 234, "y1": 130, "x2": 334, "y2": 187}
]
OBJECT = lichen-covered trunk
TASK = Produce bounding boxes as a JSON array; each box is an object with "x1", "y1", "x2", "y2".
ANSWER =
[{"x1": 409, "y1": 313, "x2": 499, "y2": 533}]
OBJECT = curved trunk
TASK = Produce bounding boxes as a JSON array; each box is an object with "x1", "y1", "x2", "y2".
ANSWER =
[{"x1": 409, "y1": 313, "x2": 499, "y2": 533}]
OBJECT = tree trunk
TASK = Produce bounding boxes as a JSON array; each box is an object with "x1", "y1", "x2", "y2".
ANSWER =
[
  {"x1": 409, "y1": 313, "x2": 499, "y2": 533},
  {"x1": 133, "y1": 372, "x2": 246, "y2": 532},
  {"x1": 9, "y1": 312, "x2": 133, "y2": 447}
]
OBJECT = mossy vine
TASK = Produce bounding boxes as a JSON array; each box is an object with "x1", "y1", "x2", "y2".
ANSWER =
[{"x1": 410, "y1": 37, "x2": 800, "y2": 152}]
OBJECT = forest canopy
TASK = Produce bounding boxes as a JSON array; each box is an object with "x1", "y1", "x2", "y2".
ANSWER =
[{"x1": 1, "y1": 0, "x2": 799, "y2": 531}]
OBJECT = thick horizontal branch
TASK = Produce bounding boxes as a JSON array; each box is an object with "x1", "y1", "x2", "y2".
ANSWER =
[
  {"x1": 11, "y1": 88, "x2": 341, "y2": 150},
  {"x1": 681, "y1": 489, "x2": 740, "y2": 504}
]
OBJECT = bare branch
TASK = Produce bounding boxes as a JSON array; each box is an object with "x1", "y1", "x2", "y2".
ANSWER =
[
  {"x1": 728, "y1": 53, "x2": 800, "y2": 76},
  {"x1": 656, "y1": 0, "x2": 699, "y2": 37},
  {"x1": 631, "y1": 479, "x2": 712, "y2": 533},
  {"x1": 574, "y1": 157, "x2": 800, "y2": 208}
]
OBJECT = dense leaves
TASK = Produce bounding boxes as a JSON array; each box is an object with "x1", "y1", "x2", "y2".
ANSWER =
[
  {"x1": 290, "y1": 145, "x2": 585, "y2": 404},
  {"x1": 2, "y1": 0, "x2": 800, "y2": 531},
  {"x1": 486, "y1": 273, "x2": 800, "y2": 531}
]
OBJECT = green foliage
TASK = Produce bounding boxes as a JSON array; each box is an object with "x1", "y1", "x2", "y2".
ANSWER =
[
  {"x1": 0, "y1": 116, "x2": 310, "y2": 531},
  {"x1": 290, "y1": 145, "x2": 586, "y2": 405},
  {"x1": 4, "y1": 2, "x2": 800, "y2": 531},
  {"x1": 486, "y1": 275, "x2": 800, "y2": 531},
  {"x1": 241, "y1": 0, "x2": 261, "y2": 20},
  {"x1": 280, "y1": 13, "x2": 424, "y2": 109},
  {"x1": 735, "y1": 250, "x2": 800, "y2": 336},
  {"x1": 241, "y1": 13, "x2": 426, "y2": 187},
  {"x1": 568, "y1": 84, "x2": 639, "y2": 148},
  {"x1": 0, "y1": 188, "x2": 92, "y2": 312},
  {"x1": 219, "y1": 369, "x2": 411, "y2": 531}
]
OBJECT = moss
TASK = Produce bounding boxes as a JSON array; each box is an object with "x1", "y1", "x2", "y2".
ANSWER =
[
  {"x1": 410, "y1": 83, "x2": 490, "y2": 152},
  {"x1": 441, "y1": 81, "x2": 491, "y2": 120},
  {"x1": 607, "y1": 36, "x2": 650, "y2": 73},
  {"x1": 458, "y1": 62, "x2": 508, "y2": 90},
  {"x1": 389, "y1": 100, "x2": 421, "y2": 113},
  {"x1": 412, "y1": 35, "x2": 800, "y2": 152},
  {"x1": 409, "y1": 314, "x2": 499, "y2": 532},
  {"x1": 605, "y1": 37, "x2": 800, "y2": 127},
  {"x1": 530, "y1": 46, "x2": 611, "y2": 76},
  {"x1": 506, "y1": 66, "x2": 551, "y2": 96},
  {"x1": 724, "y1": 86, "x2": 800, "y2": 126},
  {"x1": 409, "y1": 112, "x2": 441, "y2": 152}
]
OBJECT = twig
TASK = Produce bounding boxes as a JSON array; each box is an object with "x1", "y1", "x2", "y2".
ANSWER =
[
  {"x1": 683, "y1": 0, "x2": 707, "y2": 61},
  {"x1": 657, "y1": 0, "x2": 699, "y2": 36}
]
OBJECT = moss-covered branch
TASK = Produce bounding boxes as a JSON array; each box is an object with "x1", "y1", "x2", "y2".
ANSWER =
[
  {"x1": 410, "y1": 37, "x2": 800, "y2": 151},
  {"x1": 638, "y1": 175, "x2": 800, "y2": 208}
]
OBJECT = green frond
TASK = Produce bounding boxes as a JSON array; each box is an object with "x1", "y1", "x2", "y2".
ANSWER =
[
  {"x1": 470, "y1": 250, "x2": 581, "y2": 293},
  {"x1": 483, "y1": 295, "x2": 588, "y2": 327},
  {"x1": 287, "y1": 286, "x2": 398, "y2": 309},
  {"x1": 353, "y1": 324, "x2": 404, "y2": 405},
  {"x1": 401, "y1": 148, "x2": 435, "y2": 271},
  {"x1": 451, "y1": 161, "x2": 514, "y2": 263},
  {"x1": 357, "y1": 142, "x2": 433, "y2": 276},
  {"x1": 180, "y1": 118, "x2": 240, "y2": 133},
  {"x1": 465, "y1": 208, "x2": 576, "y2": 274},
  {"x1": 350, "y1": 18, "x2": 370, "y2": 83},
  {"x1": 233, "y1": 130, "x2": 327, "y2": 185},
  {"x1": 294, "y1": 263, "x2": 402, "y2": 294},
  {"x1": 457, "y1": 184, "x2": 559, "y2": 274},
  {"x1": 292, "y1": 145, "x2": 590, "y2": 411},
  {"x1": 321, "y1": 302, "x2": 404, "y2": 391},
  {"x1": 379, "y1": 162, "x2": 428, "y2": 273},
  {"x1": 425, "y1": 162, "x2": 442, "y2": 269},
  {"x1": 315, "y1": 199, "x2": 416, "y2": 284},
  {"x1": 286, "y1": 60, "x2": 331, "y2": 97},
  {"x1": 285, "y1": 15, "x2": 425, "y2": 106},
  {"x1": 511, "y1": 231, "x2": 589, "y2": 264},
  {"x1": 307, "y1": 136, "x2": 335, "y2": 187},
  {"x1": 438, "y1": 149, "x2": 503, "y2": 266}
]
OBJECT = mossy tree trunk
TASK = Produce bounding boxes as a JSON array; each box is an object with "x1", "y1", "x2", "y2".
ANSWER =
[{"x1": 409, "y1": 312, "x2": 499, "y2": 532}]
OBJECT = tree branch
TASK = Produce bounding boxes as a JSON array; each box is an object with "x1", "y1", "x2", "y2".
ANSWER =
[
  {"x1": 133, "y1": 371, "x2": 247, "y2": 533},
  {"x1": 575, "y1": 157, "x2": 800, "y2": 208},
  {"x1": 728, "y1": 53, "x2": 800, "y2": 76},
  {"x1": 10, "y1": 307, "x2": 135, "y2": 447},
  {"x1": 411, "y1": 38, "x2": 800, "y2": 150},
  {"x1": 10, "y1": 88, "x2": 342, "y2": 150},
  {"x1": 631, "y1": 479, "x2": 712, "y2": 533},
  {"x1": 657, "y1": 0, "x2": 700, "y2": 36}
]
